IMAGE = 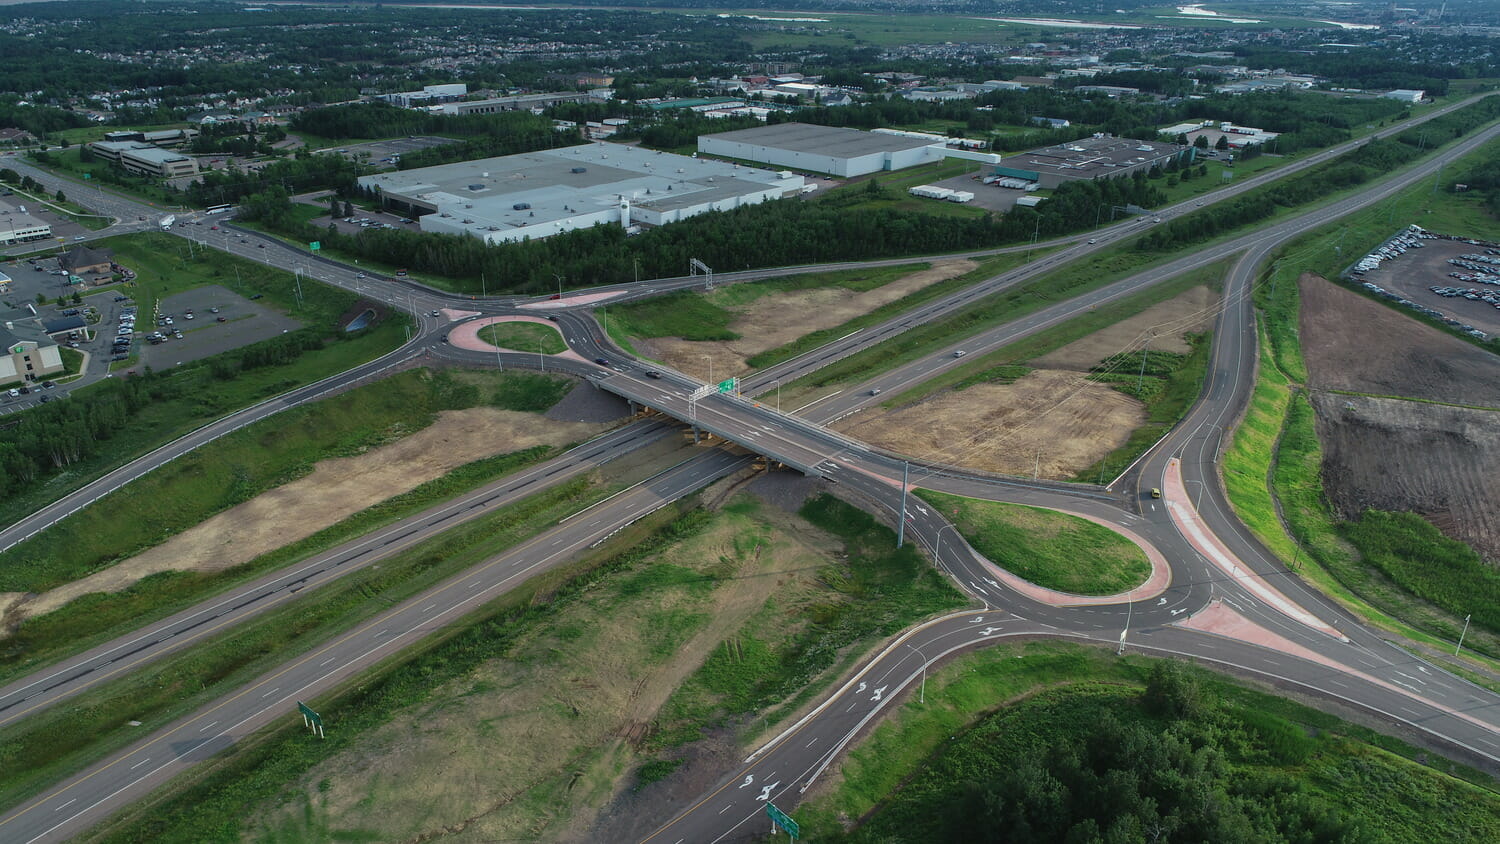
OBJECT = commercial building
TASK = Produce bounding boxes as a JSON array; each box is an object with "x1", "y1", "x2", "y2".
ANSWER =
[
  {"x1": 432, "y1": 92, "x2": 597, "y2": 116},
  {"x1": 0, "y1": 316, "x2": 64, "y2": 385},
  {"x1": 1383, "y1": 89, "x2": 1426, "y2": 103},
  {"x1": 991, "y1": 135, "x2": 1193, "y2": 190},
  {"x1": 380, "y1": 83, "x2": 468, "y2": 108},
  {"x1": 88, "y1": 141, "x2": 199, "y2": 178},
  {"x1": 697, "y1": 123, "x2": 947, "y2": 178},
  {"x1": 357, "y1": 142, "x2": 805, "y2": 245},
  {"x1": 0, "y1": 201, "x2": 52, "y2": 246}
]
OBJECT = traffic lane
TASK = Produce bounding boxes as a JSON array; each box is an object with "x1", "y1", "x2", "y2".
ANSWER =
[
  {"x1": 0, "y1": 419, "x2": 677, "y2": 728},
  {"x1": 4, "y1": 448, "x2": 752, "y2": 844}
]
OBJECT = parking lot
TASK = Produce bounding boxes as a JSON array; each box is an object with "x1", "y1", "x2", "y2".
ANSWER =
[
  {"x1": 139, "y1": 284, "x2": 302, "y2": 370},
  {"x1": 1352, "y1": 227, "x2": 1500, "y2": 338},
  {"x1": 330, "y1": 135, "x2": 459, "y2": 167}
]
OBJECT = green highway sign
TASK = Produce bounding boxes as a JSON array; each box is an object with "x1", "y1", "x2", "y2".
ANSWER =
[
  {"x1": 766, "y1": 803, "x2": 799, "y2": 839},
  {"x1": 717, "y1": 377, "x2": 738, "y2": 394},
  {"x1": 297, "y1": 701, "x2": 325, "y2": 738},
  {"x1": 309, "y1": 241, "x2": 321, "y2": 251}
]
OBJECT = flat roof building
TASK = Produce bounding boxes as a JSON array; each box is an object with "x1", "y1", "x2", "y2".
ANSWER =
[
  {"x1": 993, "y1": 135, "x2": 1192, "y2": 189},
  {"x1": 697, "y1": 122, "x2": 945, "y2": 178},
  {"x1": 357, "y1": 142, "x2": 805, "y2": 245},
  {"x1": 0, "y1": 201, "x2": 52, "y2": 246},
  {"x1": 89, "y1": 141, "x2": 198, "y2": 178},
  {"x1": 433, "y1": 92, "x2": 596, "y2": 116}
]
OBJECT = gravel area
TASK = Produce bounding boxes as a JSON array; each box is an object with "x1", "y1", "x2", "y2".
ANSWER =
[{"x1": 545, "y1": 379, "x2": 632, "y2": 423}]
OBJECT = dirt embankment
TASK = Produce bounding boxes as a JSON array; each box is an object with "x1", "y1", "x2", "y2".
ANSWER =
[
  {"x1": 3, "y1": 409, "x2": 605, "y2": 628},
  {"x1": 1299, "y1": 274, "x2": 1500, "y2": 407},
  {"x1": 1300, "y1": 273, "x2": 1500, "y2": 561},
  {"x1": 836, "y1": 285, "x2": 1219, "y2": 480},
  {"x1": 1313, "y1": 393, "x2": 1500, "y2": 561},
  {"x1": 640, "y1": 259, "x2": 977, "y2": 382}
]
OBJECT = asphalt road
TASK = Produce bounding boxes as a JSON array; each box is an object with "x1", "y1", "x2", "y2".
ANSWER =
[{"x1": 2, "y1": 95, "x2": 1499, "y2": 840}]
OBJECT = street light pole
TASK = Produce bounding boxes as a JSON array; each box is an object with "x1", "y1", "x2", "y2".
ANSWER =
[
  {"x1": 897, "y1": 460, "x2": 909, "y2": 549},
  {"x1": 1456, "y1": 614, "x2": 1472, "y2": 656},
  {"x1": 703, "y1": 355, "x2": 713, "y2": 385},
  {"x1": 1118, "y1": 599, "x2": 1132, "y2": 655},
  {"x1": 907, "y1": 643, "x2": 928, "y2": 704},
  {"x1": 770, "y1": 379, "x2": 781, "y2": 413}
]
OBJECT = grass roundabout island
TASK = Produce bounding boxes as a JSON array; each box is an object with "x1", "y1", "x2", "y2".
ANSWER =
[
  {"x1": 479, "y1": 320, "x2": 568, "y2": 354},
  {"x1": 916, "y1": 489, "x2": 1151, "y2": 595}
]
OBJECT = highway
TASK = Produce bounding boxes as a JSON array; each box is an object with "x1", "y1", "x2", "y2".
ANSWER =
[{"x1": 1, "y1": 95, "x2": 1499, "y2": 841}]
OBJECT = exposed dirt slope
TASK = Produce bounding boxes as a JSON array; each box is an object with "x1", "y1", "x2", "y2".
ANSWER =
[
  {"x1": 1035, "y1": 284, "x2": 1218, "y2": 370},
  {"x1": 1312, "y1": 392, "x2": 1500, "y2": 561}
]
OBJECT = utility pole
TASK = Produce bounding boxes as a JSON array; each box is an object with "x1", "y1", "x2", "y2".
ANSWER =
[
  {"x1": 897, "y1": 460, "x2": 909, "y2": 549},
  {"x1": 1136, "y1": 334, "x2": 1152, "y2": 394}
]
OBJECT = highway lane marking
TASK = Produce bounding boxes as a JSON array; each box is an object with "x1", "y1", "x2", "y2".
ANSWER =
[
  {"x1": 319, "y1": 657, "x2": 336, "y2": 667},
  {"x1": 261, "y1": 688, "x2": 280, "y2": 699},
  {"x1": 53, "y1": 799, "x2": 75, "y2": 812},
  {"x1": 718, "y1": 804, "x2": 732, "y2": 814},
  {"x1": 128, "y1": 758, "x2": 149, "y2": 771},
  {"x1": 198, "y1": 720, "x2": 218, "y2": 732},
  {"x1": 421, "y1": 604, "x2": 436, "y2": 613}
]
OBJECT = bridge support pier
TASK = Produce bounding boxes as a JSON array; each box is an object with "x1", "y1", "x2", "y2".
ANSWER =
[{"x1": 628, "y1": 399, "x2": 640, "y2": 416}]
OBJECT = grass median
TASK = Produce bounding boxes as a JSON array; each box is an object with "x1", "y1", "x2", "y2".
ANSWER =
[
  {"x1": 0, "y1": 471, "x2": 619, "y2": 815},
  {"x1": 0, "y1": 368, "x2": 581, "y2": 686},
  {"x1": 477, "y1": 320, "x2": 567, "y2": 354},
  {"x1": 914, "y1": 490, "x2": 1151, "y2": 595}
]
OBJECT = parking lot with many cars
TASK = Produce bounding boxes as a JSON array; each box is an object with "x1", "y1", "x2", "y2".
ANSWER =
[{"x1": 1348, "y1": 225, "x2": 1500, "y2": 339}]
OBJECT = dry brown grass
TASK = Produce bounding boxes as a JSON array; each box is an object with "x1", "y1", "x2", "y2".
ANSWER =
[
  {"x1": 1034, "y1": 285, "x2": 1219, "y2": 370},
  {"x1": 7, "y1": 409, "x2": 604, "y2": 624},
  {"x1": 250, "y1": 498, "x2": 831, "y2": 843},
  {"x1": 642, "y1": 259, "x2": 977, "y2": 381},
  {"x1": 837, "y1": 369, "x2": 1145, "y2": 479}
]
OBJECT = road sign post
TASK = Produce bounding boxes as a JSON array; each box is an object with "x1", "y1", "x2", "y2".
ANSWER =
[
  {"x1": 766, "y1": 802, "x2": 799, "y2": 840},
  {"x1": 297, "y1": 701, "x2": 325, "y2": 739},
  {"x1": 717, "y1": 377, "x2": 738, "y2": 395},
  {"x1": 309, "y1": 241, "x2": 321, "y2": 251}
]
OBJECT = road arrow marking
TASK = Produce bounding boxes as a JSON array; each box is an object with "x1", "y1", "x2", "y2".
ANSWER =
[{"x1": 757, "y1": 781, "x2": 780, "y2": 801}]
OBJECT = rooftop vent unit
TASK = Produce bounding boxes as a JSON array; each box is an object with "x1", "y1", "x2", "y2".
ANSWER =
[
  {"x1": 514, "y1": 202, "x2": 531, "y2": 210},
  {"x1": 462, "y1": 218, "x2": 473, "y2": 224},
  {"x1": 468, "y1": 184, "x2": 485, "y2": 191},
  {"x1": 571, "y1": 166, "x2": 587, "y2": 173}
]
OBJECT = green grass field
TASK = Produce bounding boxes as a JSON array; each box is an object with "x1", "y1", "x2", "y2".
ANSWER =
[
  {"x1": 478, "y1": 320, "x2": 568, "y2": 354},
  {"x1": 914, "y1": 490, "x2": 1151, "y2": 595}
]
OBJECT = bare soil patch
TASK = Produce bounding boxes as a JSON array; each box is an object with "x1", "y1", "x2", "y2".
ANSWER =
[
  {"x1": 836, "y1": 369, "x2": 1145, "y2": 479},
  {"x1": 253, "y1": 499, "x2": 828, "y2": 843},
  {"x1": 1300, "y1": 274, "x2": 1500, "y2": 407},
  {"x1": 1034, "y1": 285, "x2": 1219, "y2": 370},
  {"x1": 7, "y1": 409, "x2": 604, "y2": 624},
  {"x1": 640, "y1": 259, "x2": 977, "y2": 381},
  {"x1": 1312, "y1": 392, "x2": 1500, "y2": 562}
]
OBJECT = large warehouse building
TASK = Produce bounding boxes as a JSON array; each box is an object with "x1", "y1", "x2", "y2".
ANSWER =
[
  {"x1": 357, "y1": 143, "x2": 805, "y2": 244},
  {"x1": 991, "y1": 135, "x2": 1193, "y2": 189},
  {"x1": 697, "y1": 123, "x2": 948, "y2": 177}
]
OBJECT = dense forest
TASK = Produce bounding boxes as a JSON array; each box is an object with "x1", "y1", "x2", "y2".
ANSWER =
[
  {"x1": 826, "y1": 659, "x2": 1500, "y2": 843},
  {"x1": 235, "y1": 167, "x2": 1166, "y2": 294}
]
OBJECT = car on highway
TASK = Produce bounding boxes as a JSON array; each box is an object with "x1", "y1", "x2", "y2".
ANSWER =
[
  {"x1": 1087, "y1": 239, "x2": 1097, "y2": 244},
  {"x1": 594, "y1": 357, "x2": 610, "y2": 366},
  {"x1": 7, "y1": 388, "x2": 18, "y2": 398},
  {"x1": 645, "y1": 370, "x2": 662, "y2": 379},
  {"x1": 217, "y1": 316, "x2": 227, "y2": 322},
  {"x1": 953, "y1": 350, "x2": 966, "y2": 358},
  {"x1": 869, "y1": 388, "x2": 881, "y2": 396},
  {"x1": 356, "y1": 273, "x2": 366, "y2": 279},
  {"x1": 1150, "y1": 488, "x2": 1162, "y2": 499}
]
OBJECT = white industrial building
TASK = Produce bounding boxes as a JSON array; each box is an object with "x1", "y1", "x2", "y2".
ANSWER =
[
  {"x1": 1383, "y1": 89, "x2": 1426, "y2": 103},
  {"x1": 357, "y1": 143, "x2": 805, "y2": 245},
  {"x1": 697, "y1": 123, "x2": 948, "y2": 178},
  {"x1": 0, "y1": 201, "x2": 52, "y2": 246}
]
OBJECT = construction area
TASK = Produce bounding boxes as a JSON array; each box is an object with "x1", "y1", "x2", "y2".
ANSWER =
[{"x1": 1301, "y1": 274, "x2": 1500, "y2": 561}]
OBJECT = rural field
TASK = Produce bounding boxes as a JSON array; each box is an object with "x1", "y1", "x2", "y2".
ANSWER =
[
  {"x1": 1300, "y1": 275, "x2": 1500, "y2": 561},
  {"x1": 837, "y1": 283, "x2": 1218, "y2": 479}
]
